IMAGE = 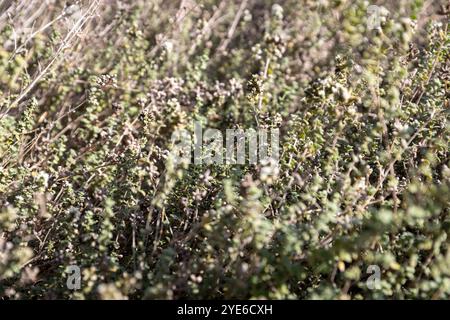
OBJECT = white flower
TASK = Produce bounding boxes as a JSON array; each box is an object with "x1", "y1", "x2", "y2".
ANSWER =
[
  {"x1": 260, "y1": 158, "x2": 280, "y2": 184},
  {"x1": 271, "y1": 4, "x2": 284, "y2": 20},
  {"x1": 163, "y1": 40, "x2": 174, "y2": 53}
]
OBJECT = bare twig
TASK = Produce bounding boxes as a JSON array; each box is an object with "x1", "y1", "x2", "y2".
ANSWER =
[
  {"x1": 0, "y1": 1, "x2": 100, "y2": 120},
  {"x1": 218, "y1": 0, "x2": 249, "y2": 52}
]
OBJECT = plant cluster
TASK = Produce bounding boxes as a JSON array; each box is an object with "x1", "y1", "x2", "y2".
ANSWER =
[{"x1": 0, "y1": 0, "x2": 449, "y2": 299}]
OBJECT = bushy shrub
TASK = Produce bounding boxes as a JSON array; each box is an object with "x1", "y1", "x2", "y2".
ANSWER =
[{"x1": 0, "y1": 0, "x2": 449, "y2": 299}]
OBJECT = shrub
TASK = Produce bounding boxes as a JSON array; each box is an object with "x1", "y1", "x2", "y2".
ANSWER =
[{"x1": 0, "y1": 0, "x2": 449, "y2": 299}]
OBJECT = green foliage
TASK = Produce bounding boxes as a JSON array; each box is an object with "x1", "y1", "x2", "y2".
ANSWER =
[{"x1": 0, "y1": 0, "x2": 449, "y2": 299}]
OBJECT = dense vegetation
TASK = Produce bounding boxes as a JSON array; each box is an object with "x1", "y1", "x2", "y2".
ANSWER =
[{"x1": 0, "y1": 0, "x2": 449, "y2": 299}]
